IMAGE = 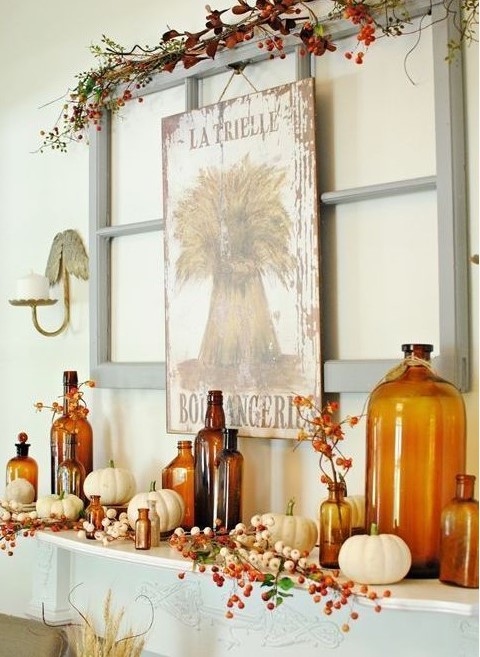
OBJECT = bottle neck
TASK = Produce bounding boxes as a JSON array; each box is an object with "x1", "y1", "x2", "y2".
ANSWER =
[
  {"x1": 327, "y1": 482, "x2": 346, "y2": 501},
  {"x1": 15, "y1": 443, "x2": 30, "y2": 457},
  {"x1": 64, "y1": 436, "x2": 77, "y2": 460},
  {"x1": 178, "y1": 440, "x2": 193, "y2": 454},
  {"x1": 223, "y1": 428, "x2": 238, "y2": 451},
  {"x1": 402, "y1": 343, "x2": 433, "y2": 362},
  {"x1": 456, "y1": 474, "x2": 476, "y2": 500},
  {"x1": 204, "y1": 399, "x2": 225, "y2": 429}
]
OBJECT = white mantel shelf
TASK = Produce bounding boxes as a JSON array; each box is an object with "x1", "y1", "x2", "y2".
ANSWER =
[{"x1": 37, "y1": 530, "x2": 478, "y2": 618}]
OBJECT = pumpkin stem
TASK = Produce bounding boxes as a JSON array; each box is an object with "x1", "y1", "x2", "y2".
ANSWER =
[
  {"x1": 108, "y1": 459, "x2": 115, "y2": 468},
  {"x1": 369, "y1": 522, "x2": 379, "y2": 536},
  {"x1": 286, "y1": 498, "x2": 296, "y2": 516},
  {"x1": 149, "y1": 481, "x2": 157, "y2": 492}
]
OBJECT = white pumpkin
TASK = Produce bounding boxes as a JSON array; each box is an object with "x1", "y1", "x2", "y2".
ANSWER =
[
  {"x1": 36, "y1": 492, "x2": 84, "y2": 520},
  {"x1": 261, "y1": 499, "x2": 317, "y2": 554},
  {"x1": 338, "y1": 524, "x2": 412, "y2": 584},
  {"x1": 127, "y1": 482, "x2": 185, "y2": 534},
  {"x1": 83, "y1": 460, "x2": 136, "y2": 505},
  {"x1": 5, "y1": 478, "x2": 35, "y2": 504},
  {"x1": 318, "y1": 494, "x2": 365, "y2": 530}
]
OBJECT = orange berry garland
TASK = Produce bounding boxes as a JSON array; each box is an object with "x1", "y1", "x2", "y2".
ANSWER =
[{"x1": 170, "y1": 520, "x2": 391, "y2": 632}]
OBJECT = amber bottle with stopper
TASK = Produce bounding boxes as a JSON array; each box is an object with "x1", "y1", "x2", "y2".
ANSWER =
[
  {"x1": 85, "y1": 494, "x2": 105, "y2": 540},
  {"x1": 50, "y1": 370, "x2": 93, "y2": 494},
  {"x1": 6, "y1": 432, "x2": 38, "y2": 501},
  {"x1": 194, "y1": 390, "x2": 225, "y2": 529},
  {"x1": 135, "y1": 508, "x2": 151, "y2": 550}
]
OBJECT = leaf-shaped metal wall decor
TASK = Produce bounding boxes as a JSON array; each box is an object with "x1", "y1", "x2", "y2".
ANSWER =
[{"x1": 45, "y1": 229, "x2": 89, "y2": 285}]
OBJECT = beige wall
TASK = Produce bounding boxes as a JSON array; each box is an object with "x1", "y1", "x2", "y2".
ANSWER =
[{"x1": 0, "y1": 0, "x2": 477, "y2": 620}]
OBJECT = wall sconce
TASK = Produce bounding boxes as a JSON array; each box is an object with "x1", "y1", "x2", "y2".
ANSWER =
[{"x1": 9, "y1": 229, "x2": 89, "y2": 337}]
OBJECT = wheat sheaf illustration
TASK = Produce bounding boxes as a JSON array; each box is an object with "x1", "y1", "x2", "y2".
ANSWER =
[{"x1": 173, "y1": 155, "x2": 294, "y2": 371}]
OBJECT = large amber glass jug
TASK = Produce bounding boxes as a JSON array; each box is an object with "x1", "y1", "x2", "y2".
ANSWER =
[{"x1": 365, "y1": 344, "x2": 466, "y2": 578}]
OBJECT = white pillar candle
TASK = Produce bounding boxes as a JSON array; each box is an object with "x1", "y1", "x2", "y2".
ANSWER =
[{"x1": 16, "y1": 271, "x2": 50, "y2": 300}]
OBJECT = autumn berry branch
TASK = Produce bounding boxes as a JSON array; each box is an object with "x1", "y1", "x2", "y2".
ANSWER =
[{"x1": 39, "y1": 0, "x2": 477, "y2": 152}]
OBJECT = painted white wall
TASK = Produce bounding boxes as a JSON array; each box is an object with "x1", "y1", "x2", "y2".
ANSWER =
[{"x1": 0, "y1": 0, "x2": 477, "y2": 628}]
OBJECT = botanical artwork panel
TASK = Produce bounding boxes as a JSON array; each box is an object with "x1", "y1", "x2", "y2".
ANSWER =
[{"x1": 163, "y1": 78, "x2": 321, "y2": 438}]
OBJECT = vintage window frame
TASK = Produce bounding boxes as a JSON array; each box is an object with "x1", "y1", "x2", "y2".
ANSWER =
[{"x1": 89, "y1": 0, "x2": 470, "y2": 393}]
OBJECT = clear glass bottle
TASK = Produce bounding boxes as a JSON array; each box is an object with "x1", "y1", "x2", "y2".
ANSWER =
[
  {"x1": 194, "y1": 390, "x2": 225, "y2": 529},
  {"x1": 56, "y1": 433, "x2": 86, "y2": 500},
  {"x1": 162, "y1": 440, "x2": 195, "y2": 529},
  {"x1": 85, "y1": 494, "x2": 105, "y2": 540},
  {"x1": 148, "y1": 500, "x2": 161, "y2": 548},
  {"x1": 135, "y1": 508, "x2": 151, "y2": 550},
  {"x1": 6, "y1": 432, "x2": 38, "y2": 501},
  {"x1": 50, "y1": 370, "x2": 93, "y2": 494},
  {"x1": 215, "y1": 428, "x2": 243, "y2": 530},
  {"x1": 365, "y1": 344, "x2": 466, "y2": 578},
  {"x1": 440, "y1": 474, "x2": 479, "y2": 588},
  {"x1": 319, "y1": 481, "x2": 351, "y2": 568}
]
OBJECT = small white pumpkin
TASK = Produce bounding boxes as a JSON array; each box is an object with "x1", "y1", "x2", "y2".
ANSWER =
[
  {"x1": 127, "y1": 481, "x2": 185, "y2": 534},
  {"x1": 83, "y1": 460, "x2": 136, "y2": 505},
  {"x1": 36, "y1": 492, "x2": 84, "y2": 520},
  {"x1": 261, "y1": 499, "x2": 317, "y2": 554},
  {"x1": 5, "y1": 478, "x2": 35, "y2": 504},
  {"x1": 338, "y1": 523, "x2": 412, "y2": 584}
]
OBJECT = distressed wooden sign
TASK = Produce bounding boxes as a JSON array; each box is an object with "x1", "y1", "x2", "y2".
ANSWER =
[{"x1": 163, "y1": 78, "x2": 321, "y2": 438}]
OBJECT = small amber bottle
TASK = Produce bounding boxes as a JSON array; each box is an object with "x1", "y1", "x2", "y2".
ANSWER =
[
  {"x1": 215, "y1": 428, "x2": 243, "y2": 530},
  {"x1": 135, "y1": 508, "x2": 151, "y2": 550},
  {"x1": 162, "y1": 440, "x2": 195, "y2": 529},
  {"x1": 57, "y1": 433, "x2": 86, "y2": 500},
  {"x1": 440, "y1": 474, "x2": 479, "y2": 588},
  {"x1": 148, "y1": 500, "x2": 161, "y2": 547},
  {"x1": 85, "y1": 494, "x2": 105, "y2": 539},
  {"x1": 6, "y1": 432, "x2": 38, "y2": 501}
]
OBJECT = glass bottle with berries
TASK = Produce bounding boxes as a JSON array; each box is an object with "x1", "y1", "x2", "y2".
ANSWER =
[{"x1": 50, "y1": 370, "x2": 93, "y2": 494}]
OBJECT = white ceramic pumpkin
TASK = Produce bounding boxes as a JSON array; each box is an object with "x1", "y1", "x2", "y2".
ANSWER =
[
  {"x1": 36, "y1": 492, "x2": 84, "y2": 520},
  {"x1": 318, "y1": 494, "x2": 365, "y2": 530},
  {"x1": 5, "y1": 478, "x2": 35, "y2": 504},
  {"x1": 261, "y1": 499, "x2": 317, "y2": 554},
  {"x1": 338, "y1": 524, "x2": 412, "y2": 584},
  {"x1": 83, "y1": 460, "x2": 136, "y2": 505},
  {"x1": 127, "y1": 482, "x2": 185, "y2": 534}
]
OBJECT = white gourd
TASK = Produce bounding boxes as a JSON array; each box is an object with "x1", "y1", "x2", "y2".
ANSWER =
[
  {"x1": 36, "y1": 492, "x2": 84, "y2": 520},
  {"x1": 338, "y1": 524, "x2": 412, "y2": 584},
  {"x1": 127, "y1": 482, "x2": 185, "y2": 534},
  {"x1": 261, "y1": 499, "x2": 317, "y2": 554},
  {"x1": 5, "y1": 478, "x2": 35, "y2": 504},
  {"x1": 83, "y1": 460, "x2": 136, "y2": 505}
]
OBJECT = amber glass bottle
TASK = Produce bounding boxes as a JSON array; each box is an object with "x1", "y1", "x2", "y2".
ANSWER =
[
  {"x1": 85, "y1": 494, "x2": 105, "y2": 539},
  {"x1": 319, "y1": 482, "x2": 351, "y2": 568},
  {"x1": 162, "y1": 440, "x2": 195, "y2": 529},
  {"x1": 6, "y1": 432, "x2": 38, "y2": 501},
  {"x1": 216, "y1": 428, "x2": 243, "y2": 530},
  {"x1": 194, "y1": 390, "x2": 225, "y2": 529},
  {"x1": 148, "y1": 500, "x2": 161, "y2": 548},
  {"x1": 50, "y1": 370, "x2": 93, "y2": 494},
  {"x1": 440, "y1": 474, "x2": 479, "y2": 588},
  {"x1": 365, "y1": 343, "x2": 466, "y2": 578},
  {"x1": 57, "y1": 433, "x2": 86, "y2": 499},
  {"x1": 135, "y1": 508, "x2": 151, "y2": 550}
]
